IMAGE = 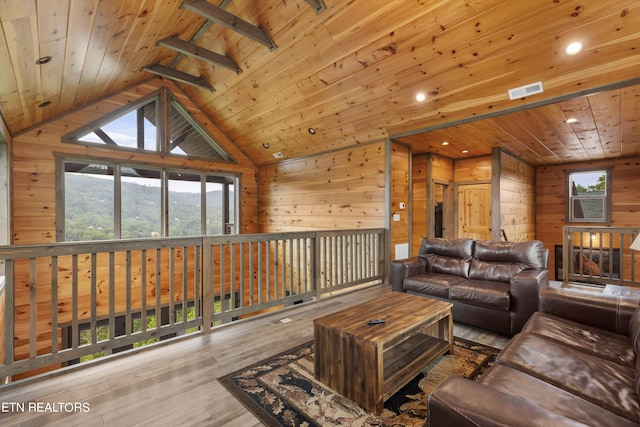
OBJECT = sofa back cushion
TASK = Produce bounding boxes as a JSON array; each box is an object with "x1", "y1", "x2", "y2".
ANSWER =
[
  {"x1": 469, "y1": 240, "x2": 546, "y2": 282},
  {"x1": 419, "y1": 238, "x2": 473, "y2": 279},
  {"x1": 468, "y1": 259, "x2": 526, "y2": 282}
]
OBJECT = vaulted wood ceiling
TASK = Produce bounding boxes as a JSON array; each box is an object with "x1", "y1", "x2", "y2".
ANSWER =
[{"x1": 1, "y1": 0, "x2": 640, "y2": 166}]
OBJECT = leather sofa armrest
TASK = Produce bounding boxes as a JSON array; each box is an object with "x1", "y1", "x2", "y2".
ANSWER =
[
  {"x1": 509, "y1": 269, "x2": 549, "y2": 333},
  {"x1": 428, "y1": 376, "x2": 585, "y2": 427},
  {"x1": 539, "y1": 282, "x2": 640, "y2": 334},
  {"x1": 389, "y1": 257, "x2": 427, "y2": 292}
]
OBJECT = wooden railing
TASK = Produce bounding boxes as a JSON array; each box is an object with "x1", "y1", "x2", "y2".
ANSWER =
[
  {"x1": 562, "y1": 226, "x2": 640, "y2": 286},
  {"x1": 0, "y1": 229, "x2": 385, "y2": 381}
]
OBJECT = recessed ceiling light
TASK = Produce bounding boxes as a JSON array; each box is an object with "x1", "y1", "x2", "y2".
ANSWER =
[
  {"x1": 262, "y1": 143, "x2": 270, "y2": 149},
  {"x1": 415, "y1": 92, "x2": 426, "y2": 102},
  {"x1": 462, "y1": 149, "x2": 469, "y2": 154},
  {"x1": 565, "y1": 118, "x2": 579, "y2": 124},
  {"x1": 441, "y1": 141, "x2": 449, "y2": 146},
  {"x1": 38, "y1": 101, "x2": 51, "y2": 108},
  {"x1": 566, "y1": 42, "x2": 582, "y2": 55},
  {"x1": 35, "y1": 56, "x2": 52, "y2": 65},
  {"x1": 308, "y1": 128, "x2": 316, "y2": 135}
]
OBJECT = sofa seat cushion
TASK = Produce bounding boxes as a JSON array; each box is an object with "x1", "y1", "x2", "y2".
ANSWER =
[
  {"x1": 478, "y1": 364, "x2": 640, "y2": 427},
  {"x1": 449, "y1": 279, "x2": 511, "y2": 311},
  {"x1": 523, "y1": 312, "x2": 634, "y2": 367},
  {"x1": 496, "y1": 333, "x2": 640, "y2": 422},
  {"x1": 403, "y1": 273, "x2": 466, "y2": 298}
]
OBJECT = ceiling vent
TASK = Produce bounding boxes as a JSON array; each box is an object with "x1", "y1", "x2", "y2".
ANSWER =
[{"x1": 508, "y1": 81, "x2": 543, "y2": 100}]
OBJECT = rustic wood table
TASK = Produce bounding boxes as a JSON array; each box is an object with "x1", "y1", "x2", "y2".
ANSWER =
[{"x1": 313, "y1": 292, "x2": 453, "y2": 414}]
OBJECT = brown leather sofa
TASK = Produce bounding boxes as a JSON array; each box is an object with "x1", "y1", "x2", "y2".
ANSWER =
[
  {"x1": 428, "y1": 282, "x2": 640, "y2": 426},
  {"x1": 390, "y1": 238, "x2": 549, "y2": 335}
]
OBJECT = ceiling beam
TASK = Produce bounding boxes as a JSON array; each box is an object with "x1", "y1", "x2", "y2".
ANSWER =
[
  {"x1": 158, "y1": 36, "x2": 242, "y2": 74},
  {"x1": 182, "y1": 0, "x2": 277, "y2": 51},
  {"x1": 304, "y1": 0, "x2": 326, "y2": 14},
  {"x1": 142, "y1": 64, "x2": 215, "y2": 92}
]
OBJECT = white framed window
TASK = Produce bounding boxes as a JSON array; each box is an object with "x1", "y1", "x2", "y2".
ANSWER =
[{"x1": 566, "y1": 168, "x2": 612, "y2": 223}]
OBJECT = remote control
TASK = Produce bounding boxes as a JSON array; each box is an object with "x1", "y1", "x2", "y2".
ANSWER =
[{"x1": 368, "y1": 319, "x2": 386, "y2": 325}]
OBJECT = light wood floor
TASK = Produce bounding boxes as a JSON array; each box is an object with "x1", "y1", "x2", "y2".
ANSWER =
[{"x1": 0, "y1": 284, "x2": 511, "y2": 427}]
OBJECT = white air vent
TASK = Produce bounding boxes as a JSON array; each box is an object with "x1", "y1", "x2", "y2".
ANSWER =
[
  {"x1": 273, "y1": 151, "x2": 284, "y2": 159},
  {"x1": 508, "y1": 81, "x2": 543, "y2": 100}
]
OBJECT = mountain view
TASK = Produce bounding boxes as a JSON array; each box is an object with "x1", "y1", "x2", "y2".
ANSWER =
[{"x1": 65, "y1": 173, "x2": 232, "y2": 241}]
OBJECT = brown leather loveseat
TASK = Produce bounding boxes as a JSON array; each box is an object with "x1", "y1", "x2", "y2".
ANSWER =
[
  {"x1": 428, "y1": 282, "x2": 640, "y2": 426},
  {"x1": 390, "y1": 238, "x2": 549, "y2": 335}
]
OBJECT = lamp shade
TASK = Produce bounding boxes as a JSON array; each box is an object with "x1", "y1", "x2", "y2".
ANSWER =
[{"x1": 631, "y1": 234, "x2": 640, "y2": 251}]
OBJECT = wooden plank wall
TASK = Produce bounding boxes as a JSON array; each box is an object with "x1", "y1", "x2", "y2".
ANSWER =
[
  {"x1": 499, "y1": 151, "x2": 535, "y2": 242},
  {"x1": 258, "y1": 142, "x2": 386, "y2": 232},
  {"x1": 411, "y1": 154, "x2": 427, "y2": 255},
  {"x1": 391, "y1": 143, "x2": 409, "y2": 260},
  {"x1": 536, "y1": 156, "x2": 640, "y2": 278},
  {"x1": 433, "y1": 154, "x2": 454, "y2": 183},
  {"x1": 454, "y1": 156, "x2": 492, "y2": 183}
]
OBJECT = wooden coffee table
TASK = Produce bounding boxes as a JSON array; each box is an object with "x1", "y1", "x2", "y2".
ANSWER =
[{"x1": 313, "y1": 292, "x2": 453, "y2": 414}]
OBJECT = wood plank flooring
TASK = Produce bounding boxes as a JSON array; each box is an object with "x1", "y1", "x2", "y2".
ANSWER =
[{"x1": 0, "y1": 285, "x2": 511, "y2": 426}]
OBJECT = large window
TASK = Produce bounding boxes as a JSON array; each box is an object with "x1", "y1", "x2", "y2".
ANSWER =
[
  {"x1": 60, "y1": 160, "x2": 237, "y2": 241},
  {"x1": 566, "y1": 168, "x2": 612, "y2": 223},
  {"x1": 59, "y1": 88, "x2": 238, "y2": 241}
]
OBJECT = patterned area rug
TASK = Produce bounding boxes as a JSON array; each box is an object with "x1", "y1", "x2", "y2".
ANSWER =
[{"x1": 219, "y1": 337, "x2": 499, "y2": 426}]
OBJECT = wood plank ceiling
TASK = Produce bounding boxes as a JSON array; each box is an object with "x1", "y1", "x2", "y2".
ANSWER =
[{"x1": 1, "y1": 0, "x2": 640, "y2": 166}]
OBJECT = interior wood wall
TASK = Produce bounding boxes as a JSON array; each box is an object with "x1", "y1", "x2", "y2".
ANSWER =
[
  {"x1": 391, "y1": 143, "x2": 410, "y2": 259},
  {"x1": 499, "y1": 151, "x2": 536, "y2": 242},
  {"x1": 536, "y1": 156, "x2": 640, "y2": 278},
  {"x1": 257, "y1": 142, "x2": 386, "y2": 232},
  {"x1": 454, "y1": 156, "x2": 492, "y2": 183},
  {"x1": 411, "y1": 155, "x2": 427, "y2": 255}
]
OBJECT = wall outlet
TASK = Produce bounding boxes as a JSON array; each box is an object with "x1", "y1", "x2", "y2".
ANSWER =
[{"x1": 393, "y1": 213, "x2": 401, "y2": 221}]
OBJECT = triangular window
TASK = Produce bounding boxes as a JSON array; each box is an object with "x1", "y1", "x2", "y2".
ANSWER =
[{"x1": 63, "y1": 90, "x2": 233, "y2": 162}]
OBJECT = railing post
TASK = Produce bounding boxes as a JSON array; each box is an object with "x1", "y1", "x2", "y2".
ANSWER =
[
  {"x1": 313, "y1": 233, "x2": 321, "y2": 300},
  {"x1": 3, "y1": 259, "x2": 14, "y2": 369},
  {"x1": 201, "y1": 237, "x2": 213, "y2": 333},
  {"x1": 562, "y1": 226, "x2": 570, "y2": 283}
]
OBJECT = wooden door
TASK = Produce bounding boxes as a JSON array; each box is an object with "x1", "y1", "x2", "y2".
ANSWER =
[{"x1": 457, "y1": 184, "x2": 491, "y2": 239}]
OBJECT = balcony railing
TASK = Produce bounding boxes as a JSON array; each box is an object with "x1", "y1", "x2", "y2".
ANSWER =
[
  {"x1": 0, "y1": 229, "x2": 385, "y2": 381},
  {"x1": 562, "y1": 226, "x2": 640, "y2": 286}
]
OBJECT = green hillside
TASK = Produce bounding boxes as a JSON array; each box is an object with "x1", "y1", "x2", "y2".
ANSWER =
[{"x1": 65, "y1": 174, "x2": 231, "y2": 241}]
